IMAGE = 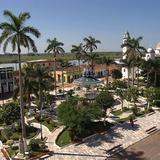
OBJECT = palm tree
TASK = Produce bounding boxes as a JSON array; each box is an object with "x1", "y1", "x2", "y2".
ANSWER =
[
  {"x1": 135, "y1": 56, "x2": 143, "y2": 87},
  {"x1": 121, "y1": 59, "x2": 132, "y2": 87},
  {"x1": 115, "y1": 88, "x2": 126, "y2": 110},
  {"x1": 45, "y1": 38, "x2": 65, "y2": 97},
  {"x1": 0, "y1": 10, "x2": 40, "y2": 154},
  {"x1": 13, "y1": 64, "x2": 38, "y2": 109},
  {"x1": 102, "y1": 56, "x2": 113, "y2": 85},
  {"x1": 151, "y1": 59, "x2": 160, "y2": 86},
  {"x1": 121, "y1": 36, "x2": 146, "y2": 86},
  {"x1": 83, "y1": 36, "x2": 101, "y2": 73},
  {"x1": 33, "y1": 65, "x2": 54, "y2": 111},
  {"x1": 141, "y1": 59, "x2": 153, "y2": 86},
  {"x1": 59, "y1": 59, "x2": 71, "y2": 95},
  {"x1": 71, "y1": 43, "x2": 84, "y2": 76}
]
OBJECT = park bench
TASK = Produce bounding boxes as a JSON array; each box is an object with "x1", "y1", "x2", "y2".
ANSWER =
[
  {"x1": 145, "y1": 126, "x2": 158, "y2": 134},
  {"x1": 147, "y1": 111, "x2": 155, "y2": 116},
  {"x1": 105, "y1": 144, "x2": 123, "y2": 156}
]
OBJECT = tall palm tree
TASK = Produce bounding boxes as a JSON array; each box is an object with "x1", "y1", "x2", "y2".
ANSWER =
[
  {"x1": 0, "y1": 10, "x2": 40, "y2": 154},
  {"x1": 141, "y1": 59, "x2": 153, "y2": 86},
  {"x1": 71, "y1": 43, "x2": 84, "y2": 76},
  {"x1": 121, "y1": 59, "x2": 133, "y2": 88},
  {"x1": 45, "y1": 38, "x2": 65, "y2": 97},
  {"x1": 121, "y1": 36, "x2": 146, "y2": 86},
  {"x1": 59, "y1": 59, "x2": 71, "y2": 95},
  {"x1": 102, "y1": 56, "x2": 113, "y2": 85},
  {"x1": 151, "y1": 59, "x2": 160, "y2": 86},
  {"x1": 115, "y1": 88, "x2": 126, "y2": 110},
  {"x1": 33, "y1": 65, "x2": 54, "y2": 111},
  {"x1": 13, "y1": 64, "x2": 38, "y2": 109},
  {"x1": 135, "y1": 56, "x2": 144, "y2": 87},
  {"x1": 83, "y1": 36, "x2": 101, "y2": 73}
]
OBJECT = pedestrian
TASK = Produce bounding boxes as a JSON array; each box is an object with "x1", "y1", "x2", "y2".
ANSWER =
[{"x1": 130, "y1": 116, "x2": 134, "y2": 128}]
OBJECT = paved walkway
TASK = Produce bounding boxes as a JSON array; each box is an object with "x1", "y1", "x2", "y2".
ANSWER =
[
  {"x1": 30, "y1": 122, "x2": 51, "y2": 139},
  {"x1": 40, "y1": 111, "x2": 160, "y2": 160},
  {"x1": 46, "y1": 126, "x2": 65, "y2": 150}
]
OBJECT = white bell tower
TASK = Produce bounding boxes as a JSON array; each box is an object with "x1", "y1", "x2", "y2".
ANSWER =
[{"x1": 122, "y1": 31, "x2": 130, "y2": 59}]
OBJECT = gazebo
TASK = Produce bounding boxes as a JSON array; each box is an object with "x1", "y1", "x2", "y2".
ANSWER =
[{"x1": 73, "y1": 67, "x2": 102, "y2": 101}]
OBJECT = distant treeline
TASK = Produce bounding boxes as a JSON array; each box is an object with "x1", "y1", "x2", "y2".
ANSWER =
[{"x1": 0, "y1": 52, "x2": 121, "y2": 64}]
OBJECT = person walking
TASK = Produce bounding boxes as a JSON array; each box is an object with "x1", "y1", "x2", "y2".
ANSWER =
[{"x1": 130, "y1": 116, "x2": 134, "y2": 128}]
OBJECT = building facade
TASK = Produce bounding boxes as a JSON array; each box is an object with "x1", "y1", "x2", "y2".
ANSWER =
[
  {"x1": 27, "y1": 59, "x2": 61, "y2": 70},
  {"x1": 0, "y1": 67, "x2": 14, "y2": 97},
  {"x1": 121, "y1": 32, "x2": 160, "y2": 79}
]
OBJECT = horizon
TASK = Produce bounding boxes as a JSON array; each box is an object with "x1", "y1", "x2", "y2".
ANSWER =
[{"x1": 0, "y1": 0, "x2": 160, "y2": 53}]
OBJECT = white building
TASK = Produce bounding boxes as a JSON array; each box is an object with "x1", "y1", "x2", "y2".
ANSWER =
[
  {"x1": 121, "y1": 32, "x2": 137, "y2": 79},
  {"x1": 121, "y1": 32, "x2": 160, "y2": 79}
]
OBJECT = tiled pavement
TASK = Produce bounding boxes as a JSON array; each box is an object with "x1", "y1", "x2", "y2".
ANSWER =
[{"x1": 40, "y1": 111, "x2": 160, "y2": 160}]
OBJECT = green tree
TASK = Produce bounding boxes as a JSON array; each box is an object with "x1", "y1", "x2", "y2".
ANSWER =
[
  {"x1": 13, "y1": 64, "x2": 38, "y2": 109},
  {"x1": 71, "y1": 43, "x2": 85, "y2": 75},
  {"x1": 57, "y1": 97, "x2": 102, "y2": 140},
  {"x1": 2, "y1": 102, "x2": 20, "y2": 125},
  {"x1": 121, "y1": 36, "x2": 146, "y2": 86},
  {"x1": 151, "y1": 59, "x2": 160, "y2": 86},
  {"x1": 121, "y1": 59, "x2": 133, "y2": 87},
  {"x1": 115, "y1": 88, "x2": 126, "y2": 110},
  {"x1": 0, "y1": 10, "x2": 40, "y2": 154},
  {"x1": 83, "y1": 36, "x2": 101, "y2": 72},
  {"x1": 111, "y1": 69, "x2": 122, "y2": 80},
  {"x1": 59, "y1": 59, "x2": 71, "y2": 95},
  {"x1": 45, "y1": 38, "x2": 65, "y2": 96},
  {"x1": 96, "y1": 91, "x2": 114, "y2": 125},
  {"x1": 127, "y1": 87, "x2": 139, "y2": 106},
  {"x1": 101, "y1": 56, "x2": 113, "y2": 85},
  {"x1": 144, "y1": 87, "x2": 155, "y2": 109},
  {"x1": 33, "y1": 65, "x2": 54, "y2": 111}
]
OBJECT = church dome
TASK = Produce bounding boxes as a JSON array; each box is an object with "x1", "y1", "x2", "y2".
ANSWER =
[
  {"x1": 147, "y1": 48, "x2": 154, "y2": 53},
  {"x1": 156, "y1": 42, "x2": 160, "y2": 50}
]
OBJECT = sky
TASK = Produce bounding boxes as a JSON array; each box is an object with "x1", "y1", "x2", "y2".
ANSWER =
[{"x1": 0, "y1": 0, "x2": 160, "y2": 53}]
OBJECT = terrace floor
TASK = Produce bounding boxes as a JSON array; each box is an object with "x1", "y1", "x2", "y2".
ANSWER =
[
  {"x1": 39, "y1": 111, "x2": 160, "y2": 160},
  {"x1": 111, "y1": 130, "x2": 160, "y2": 160}
]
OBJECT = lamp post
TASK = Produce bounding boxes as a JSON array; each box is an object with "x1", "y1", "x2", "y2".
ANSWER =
[{"x1": 40, "y1": 101, "x2": 44, "y2": 140}]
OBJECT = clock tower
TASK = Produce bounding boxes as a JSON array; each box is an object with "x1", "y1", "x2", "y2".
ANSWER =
[{"x1": 122, "y1": 31, "x2": 130, "y2": 59}]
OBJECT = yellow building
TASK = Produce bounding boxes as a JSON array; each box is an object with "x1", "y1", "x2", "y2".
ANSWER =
[{"x1": 54, "y1": 66, "x2": 82, "y2": 83}]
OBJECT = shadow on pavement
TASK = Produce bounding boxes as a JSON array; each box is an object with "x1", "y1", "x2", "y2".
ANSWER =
[
  {"x1": 39, "y1": 151, "x2": 107, "y2": 159},
  {"x1": 108, "y1": 150, "x2": 146, "y2": 160}
]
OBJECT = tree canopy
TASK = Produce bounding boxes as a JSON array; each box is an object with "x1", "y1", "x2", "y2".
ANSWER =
[
  {"x1": 57, "y1": 97, "x2": 102, "y2": 139},
  {"x1": 1, "y1": 102, "x2": 20, "y2": 125}
]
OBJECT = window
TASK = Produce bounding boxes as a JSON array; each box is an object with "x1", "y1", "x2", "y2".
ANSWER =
[
  {"x1": 123, "y1": 69, "x2": 125, "y2": 72},
  {"x1": 0, "y1": 73, "x2": 6, "y2": 79}
]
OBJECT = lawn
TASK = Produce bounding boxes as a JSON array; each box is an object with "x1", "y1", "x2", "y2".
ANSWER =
[
  {"x1": 56, "y1": 129, "x2": 71, "y2": 147},
  {"x1": 31, "y1": 118, "x2": 60, "y2": 131},
  {"x1": 111, "y1": 107, "x2": 132, "y2": 116},
  {"x1": 56, "y1": 121, "x2": 114, "y2": 147},
  {"x1": 0, "y1": 125, "x2": 38, "y2": 143},
  {"x1": 11, "y1": 125, "x2": 38, "y2": 140}
]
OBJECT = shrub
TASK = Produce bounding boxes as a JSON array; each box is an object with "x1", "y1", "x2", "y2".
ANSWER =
[
  {"x1": 29, "y1": 138, "x2": 45, "y2": 152},
  {"x1": 112, "y1": 80, "x2": 127, "y2": 89},
  {"x1": 132, "y1": 106, "x2": 139, "y2": 116},
  {"x1": 11, "y1": 132, "x2": 20, "y2": 140},
  {"x1": 0, "y1": 131, "x2": 6, "y2": 143},
  {"x1": 6, "y1": 140, "x2": 14, "y2": 147},
  {"x1": 34, "y1": 114, "x2": 40, "y2": 121},
  {"x1": 45, "y1": 117, "x2": 51, "y2": 124},
  {"x1": 154, "y1": 100, "x2": 160, "y2": 107},
  {"x1": 1, "y1": 128, "x2": 12, "y2": 141},
  {"x1": 111, "y1": 69, "x2": 122, "y2": 79}
]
